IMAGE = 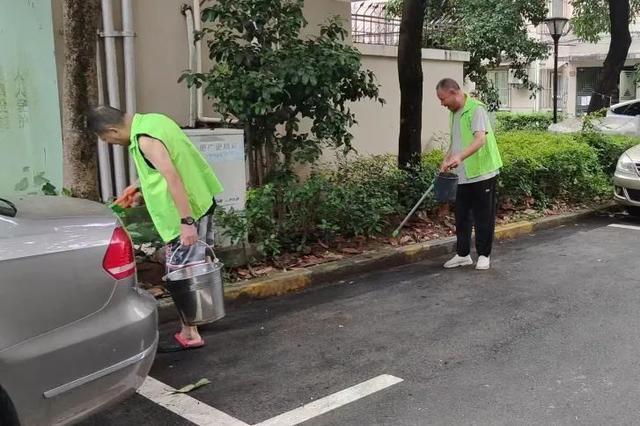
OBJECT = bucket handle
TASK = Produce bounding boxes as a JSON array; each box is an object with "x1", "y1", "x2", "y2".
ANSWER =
[{"x1": 167, "y1": 239, "x2": 219, "y2": 267}]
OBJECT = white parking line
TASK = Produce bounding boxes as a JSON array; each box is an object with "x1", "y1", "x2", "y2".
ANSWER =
[
  {"x1": 137, "y1": 374, "x2": 403, "y2": 426},
  {"x1": 608, "y1": 224, "x2": 640, "y2": 231},
  {"x1": 137, "y1": 377, "x2": 249, "y2": 426},
  {"x1": 255, "y1": 374, "x2": 404, "y2": 426}
]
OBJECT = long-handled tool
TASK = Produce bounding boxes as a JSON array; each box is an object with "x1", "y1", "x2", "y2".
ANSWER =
[{"x1": 391, "y1": 182, "x2": 435, "y2": 238}]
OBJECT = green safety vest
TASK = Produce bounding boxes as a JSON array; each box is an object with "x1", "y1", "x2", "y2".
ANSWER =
[
  {"x1": 129, "y1": 113, "x2": 224, "y2": 243},
  {"x1": 450, "y1": 96, "x2": 503, "y2": 179}
]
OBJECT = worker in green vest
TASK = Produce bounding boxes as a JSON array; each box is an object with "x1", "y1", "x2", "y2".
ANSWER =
[
  {"x1": 87, "y1": 105, "x2": 224, "y2": 351},
  {"x1": 436, "y1": 78, "x2": 503, "y2": 271}
]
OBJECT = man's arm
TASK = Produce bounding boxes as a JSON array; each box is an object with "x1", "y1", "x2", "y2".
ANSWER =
[{"x1": 138, "y1": 136, "x2": 198, "y2": 245}]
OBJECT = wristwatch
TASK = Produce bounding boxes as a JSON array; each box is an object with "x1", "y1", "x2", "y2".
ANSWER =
[{"x1": 180, "y1": 216, "x2": 196, "y2": 226}]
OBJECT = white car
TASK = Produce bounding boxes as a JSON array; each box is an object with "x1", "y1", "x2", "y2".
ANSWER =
[
  {"x1": 614, "y1": 144, "x2": 640, "y2": 216},
  {"x1": 549, "y1": 99, "x2": 640, "y2": 135}
]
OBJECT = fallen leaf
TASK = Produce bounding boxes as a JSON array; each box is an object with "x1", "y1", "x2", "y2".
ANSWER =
[
  {"x1": 340, "y1": 247, "x2": 362, "y2": 255},
  {"x1": 147, "y1": 286, "x2": 167, "y2": 298},
  {"x1": 254, "y1": 266, "x2": 275, "y2": 275},
  {"x1": 399, "y1": 235, "x2": 414, "y2": 245},
  {"x1": 172, "y1": 378, "x2": 211, "y2": 394},
  {"x1": 237, "y1": 268, "x2": 251, "y2": 278}
]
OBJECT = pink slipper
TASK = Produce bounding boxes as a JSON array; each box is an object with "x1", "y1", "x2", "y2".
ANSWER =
[{"x1": 173, "y1": 332, "x2": 205, "y2": 349}]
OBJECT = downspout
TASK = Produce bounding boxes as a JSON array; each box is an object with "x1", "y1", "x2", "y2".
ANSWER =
[
  {"x1": 191, "y1": 0, "x2": 238, "y2": 124},
  {"x1": 96, "y1": 39, "x2": 114, "y2": 201},
  {"x1": 101, "y1": 0, "x2": 128, "y2": 195},
  {"x1": 122, "y1": 0, "x2": 138, "y2": 182},
  {"x1": 183, "y1": 5, "x2": 197, "y2": 128}
]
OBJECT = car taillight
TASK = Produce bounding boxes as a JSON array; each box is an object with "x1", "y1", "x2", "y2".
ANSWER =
[{"x1": 103, "y1": 226, "x2": 136, "y2": 280}]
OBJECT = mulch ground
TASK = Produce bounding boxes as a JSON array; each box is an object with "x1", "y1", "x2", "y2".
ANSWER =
[{"x1": 137, "y1": 199, "x2": 603, "y2": 299}]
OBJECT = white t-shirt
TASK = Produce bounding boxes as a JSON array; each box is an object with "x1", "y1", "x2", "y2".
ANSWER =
[{"x1": 450, "y1": 106, "x2": 499, "y2": 185}]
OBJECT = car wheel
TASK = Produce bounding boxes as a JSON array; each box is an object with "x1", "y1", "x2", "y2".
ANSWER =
[
  {"x1": 628, "y1": 206, "x2": 640, "y2": 217},
  {"x1": 0, "y1": 388, "x2": 19, "y2": 426}
]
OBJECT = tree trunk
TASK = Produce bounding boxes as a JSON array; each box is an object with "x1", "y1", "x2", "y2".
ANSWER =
[
  {"x1": 62, "y1": 0, "x2": 100, "y2": 200},
  {"x1": 587, "y1": 0, "x2": 631, "y2": 113},
  {"x1": 398, "y1": 0, "x2": 427, "y2": 169}
]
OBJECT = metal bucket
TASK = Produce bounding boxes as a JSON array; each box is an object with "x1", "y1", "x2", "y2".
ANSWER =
[
  {"x1": 434, "y1": 172, "x2": 458, "y2": 203},
  {"x1": 164, "y1": 242, "x2": 225, "y2": 326}
]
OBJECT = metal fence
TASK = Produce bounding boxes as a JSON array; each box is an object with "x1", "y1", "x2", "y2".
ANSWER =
[
  {"x1": 350, "y1": 1, "x2": 458, "y2": 47},
  {"x1": 352, "y1": 13, "x2": 401, "y2": 46}
]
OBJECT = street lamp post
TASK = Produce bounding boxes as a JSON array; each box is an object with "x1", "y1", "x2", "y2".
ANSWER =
[{"x1": 544, "y1": 17, "x2": 569, "y2": 123}]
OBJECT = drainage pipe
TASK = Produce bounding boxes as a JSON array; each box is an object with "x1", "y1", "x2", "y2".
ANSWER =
[
  {"x1": 122, "y1": 0, "x2": 138, "y2": 182},
  {"x1": 96, "y1": 39, "x2": 114, "y2": 201},
  {"x1": 191, "y1": 0, "x2": 238, "y2": 124},
  {"x1": 101, "y1": 0, "x2": 127, "y2": 194}
]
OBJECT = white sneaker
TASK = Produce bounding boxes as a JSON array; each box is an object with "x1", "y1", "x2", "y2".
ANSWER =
[
  {"x1": 443, "y1": 254, "x2": 473, "y2": 269},
  {"x1": 476, "y1": 256, "x2": 491, "y2": 270}
]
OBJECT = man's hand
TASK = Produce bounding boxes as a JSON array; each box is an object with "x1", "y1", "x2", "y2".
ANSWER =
[
  {"x1": 440, "y1": 155, "x2": 451, "y2": 173},
  {"x1": 180, "y1": 224, "x2": 198, "y2": 246},
  {"x1": 441, "y1": 153, "x2": 463, "y2": 172},
  {"x1": 113, "y1": 185, "x2": 143, "y2": 208}
]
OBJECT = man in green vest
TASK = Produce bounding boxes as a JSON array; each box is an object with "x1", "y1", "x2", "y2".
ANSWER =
[
  {"x1": 87, "y1": 106, "x2": 224, "y2": 351},
  {"x1": 436, "y1": 78, "x2": 503, "y2": 270}
]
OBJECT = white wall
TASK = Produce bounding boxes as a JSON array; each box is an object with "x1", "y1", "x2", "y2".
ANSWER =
[{"x1": 347, "y1": 44, "x2": 469, "y2": 156}]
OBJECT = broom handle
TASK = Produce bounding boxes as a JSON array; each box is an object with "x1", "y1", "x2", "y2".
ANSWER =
[{"x1": 392, "y1": 183, "x2": 435, "y2": 236}]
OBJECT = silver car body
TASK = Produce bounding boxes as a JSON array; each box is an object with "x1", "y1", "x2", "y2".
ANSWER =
[
  {"x1": 549, "y1": 99, "x2": 640, "y2": 135},
  {"x1": 0, "y1": 196, "x2": 158, "y2": 425},
  {"x1": 613, "y1": 144, "x2": 640, "y2": 212}
]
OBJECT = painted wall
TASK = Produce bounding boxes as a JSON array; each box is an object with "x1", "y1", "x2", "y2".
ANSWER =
[
  {"x1": 52, "y1": 0, "x2": 352, "y2": 126},
  {"x1": 50, "y1": 0, "x2": 468, "y2": 163},
  {"x1": 348, "y1": 45, "x2": 469, "y2": 156},
  {"x1": 0, "y1": 0, "x2": 63, "y2": 195}
]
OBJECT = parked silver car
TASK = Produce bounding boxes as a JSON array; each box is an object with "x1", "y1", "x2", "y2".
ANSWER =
[
  {"x1": 0, "y1": 196, "x2": 158, "y2": 425},
  {"x1": 614, "y1": 144, "x2": 640, "y2": 216}
]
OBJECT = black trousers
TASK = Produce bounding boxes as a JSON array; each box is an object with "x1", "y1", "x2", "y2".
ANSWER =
[{"x1": 454, "y1": 176, "x2": 498, "y2": 257}]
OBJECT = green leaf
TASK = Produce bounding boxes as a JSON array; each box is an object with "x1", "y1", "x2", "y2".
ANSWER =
[
  {"x1": 201, "y1": 7, "x2": 219, "y2": 23},
  {"x1": 172, "y1": 378, "x2": 211, "y2": 394},
  {"x1": 41, "y1": 182, "x2": 58, "y2": 196}
]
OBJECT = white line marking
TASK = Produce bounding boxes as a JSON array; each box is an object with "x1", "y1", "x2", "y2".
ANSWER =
[
  {"x1": 608, "y1": 224, "x2": 640, "y2": 231},
  {"x1": 255, "y1": 374, "x2": 404, "y2": 426},
  {"x1": 137, "y1": 376, "x2": 249, "y2": 426}
]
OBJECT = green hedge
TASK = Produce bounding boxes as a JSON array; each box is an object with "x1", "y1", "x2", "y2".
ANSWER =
[
  {"x1": 497, "y1": 131, "x2": 608, "y2": 205},
  {"x1": 575, "y1": 132, "x2": 640, "y2": 175},
  {"x1": 123, "y1": 129, "x2": 640, "y2": 257},
  {"x1": 495, "y1": 112, "x2": 557, "y2": 132},
  {"x1": 215, "y1": 130, "x2": 631, "y2": 256}
]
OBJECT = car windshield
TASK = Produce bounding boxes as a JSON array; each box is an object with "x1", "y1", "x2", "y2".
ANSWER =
[
  {"x1": 611, "y1": 102, "x2": 640, "y2": 116},
  {"x1": 0, "y1": 198, "x2": 17, "y2": 217}
]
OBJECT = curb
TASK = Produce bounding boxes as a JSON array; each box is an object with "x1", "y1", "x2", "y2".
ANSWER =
[{"x1": 157, "y1": 205, "x2": 612, "y2": 317}]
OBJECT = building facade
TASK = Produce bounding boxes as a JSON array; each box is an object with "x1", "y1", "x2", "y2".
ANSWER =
[{"x1": 489, "y1": 0, "x2": 640, "y2": 116}]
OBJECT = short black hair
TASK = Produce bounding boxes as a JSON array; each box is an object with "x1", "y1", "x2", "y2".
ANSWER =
[
  {"x1": 436, "y1": 78, "x2": 461, "y2": 91},
  {"x1": 86, "y1": 105, "x2": 125, "y2": 134}
]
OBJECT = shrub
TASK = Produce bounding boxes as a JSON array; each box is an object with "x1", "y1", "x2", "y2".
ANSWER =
[
  {"x1": 498, "y1": 131, "x2": 608, "y2": 206},
  {"x1": 496, "y1": 112, "x2": 557, "y2": 132},
  {"x1": 214, "y1": 131, "x2": 616, "y2": 258},
  {"x1": 575, "y1": 132, "x2": 640, "y2": 175}
]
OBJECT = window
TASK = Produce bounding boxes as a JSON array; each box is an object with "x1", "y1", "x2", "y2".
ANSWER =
[
  {"x1": 541, "y1": 70, "x2": 567, "y2": 111},
  {"x1": 546, "y1": 0, "x2": 567, "y2": 17},
  {"x1": 487, "y1": 70, "x2": 510, "y2": 109}
]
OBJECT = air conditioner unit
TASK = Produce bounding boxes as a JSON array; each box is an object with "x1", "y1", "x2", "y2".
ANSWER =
[
  {"x1": 508, "y1": 69, "x2": 525, "y2": 86},
  {"x1": 185, "y1": 128, "x2": 247, "y2": 248}
]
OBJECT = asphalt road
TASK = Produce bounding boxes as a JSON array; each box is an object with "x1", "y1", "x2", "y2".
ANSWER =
[{"x1": 82, "y1": 213, "x2": 640, "y2": 426}]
